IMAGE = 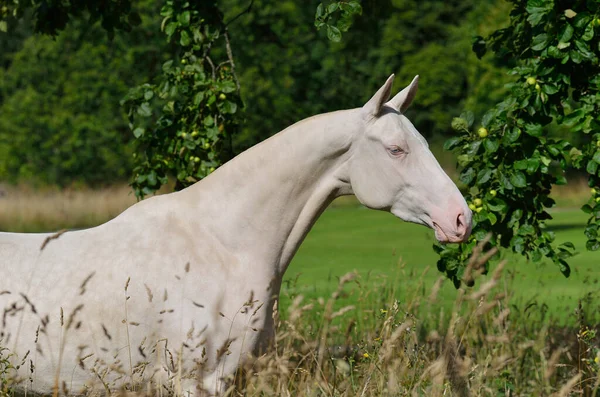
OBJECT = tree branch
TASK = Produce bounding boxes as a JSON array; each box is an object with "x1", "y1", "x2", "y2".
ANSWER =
[
  {"x1": 224, "y1": 0, "x2": 254, "y2": 27},
  {"x1": 223, "y1": 29, "x2": 241, "y2": 92}
]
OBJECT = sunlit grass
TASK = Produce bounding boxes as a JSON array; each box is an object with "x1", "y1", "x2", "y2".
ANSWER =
[{"x1": 0, "y1": 184, "x2": 137, "y2": 232}]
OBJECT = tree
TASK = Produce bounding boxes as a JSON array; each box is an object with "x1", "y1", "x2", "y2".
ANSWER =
[
  {"x1": 436, "y1": 0, "x2": 600, "y2": 286},
  {"x1": 0, "y1": 2, "x2": 165, "y2": 186},
  {"x1": 0, "y1": 0, "x2": 141, "y2": 37},
  {"x1": 122, "y1": 1, "x2": 246, "y2": 197}
]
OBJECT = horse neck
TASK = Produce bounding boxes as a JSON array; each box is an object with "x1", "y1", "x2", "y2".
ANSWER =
[{"x1": 185, "y1": 108, "x2": 362, "y2": 279}]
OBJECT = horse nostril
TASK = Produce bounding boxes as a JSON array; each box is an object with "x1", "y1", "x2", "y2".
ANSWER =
[{"x1": 456, "y1": 213, "x2": 466, "y2": 236}]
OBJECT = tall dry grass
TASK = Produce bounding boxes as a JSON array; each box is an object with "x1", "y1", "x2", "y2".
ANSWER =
[
  {"x1": 0, "y1": 184, "x2": 137, "y2": 233},
  {"x1": 233, "y1": 241, "x2": 600, "y2": 396},
  {"x1": 1, "y1": 242, "x2": 597, "y2": 396}
]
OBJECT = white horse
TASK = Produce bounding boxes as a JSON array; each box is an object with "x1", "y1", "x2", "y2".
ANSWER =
[{"x1": 0, "y1": 75, "x2": 471, "y2": 395}]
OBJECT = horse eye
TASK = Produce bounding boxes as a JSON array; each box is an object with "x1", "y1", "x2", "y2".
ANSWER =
[{"x1": 388, "y1": 146, "x2": 405, "y2": 156}]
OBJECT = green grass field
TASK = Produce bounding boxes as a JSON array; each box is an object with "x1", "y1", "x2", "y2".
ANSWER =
[{"x1": 284, "y1": 203, "x2": 598, "y2": 323}]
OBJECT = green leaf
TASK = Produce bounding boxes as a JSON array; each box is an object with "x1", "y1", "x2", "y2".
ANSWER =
[
  {"x1": 137, "y1": 102, "x2": 152, "y2": 117},
  {"x1": 487, "y1": 212, "x2": 497, "y2": 225},
  {"x1": 505, "y1": 127, "x2": 521, "y2": 143},
  {"x1": 165, "y1": 21, "x2": 178, "y2": 37},
  {"x1": 585, "y1": 225, "x2": 598, "y2": 239},
  {"x1": 340, "y1": 1, "x2": 362, "y2": 15},
  {"x1": 500, "y1": 172, "x2": 514, "y2": 190},
  {"x1": 582, "y1": 23, "x2": 594, "y2": 41},
  {"x1": 519, "y1": 224, "x2": 535, "y2": 236},
  {"x1": 443, "y1": 137, "x2": 463, "y2": 151},
  {"x1": 337, "y1": 15, "x2": 353, "y2": 32},
  {"x1": 483, "y1": 138, "x2": 500, "y2": 153},
  {"x1": 0, "y1": 21, "x2": 7, "y2": 32},
  {"x1": 203, "y1": 115, "x2": 214, "y2": 127},
  {"x1": 564, "y1": 9, "x2": 577, "y2": 18},
  {"x1": 481, "y1": 110, "x2": 495, "y2": 127},
  {"x1": 476, "y1": 168, "x2": 492, "y2": 184},
  {"x1": 220, "y1": 100, "x2": 238, "y2": 114},
  {"x1": 144, "y1": 90, "x2": 154, "y2": 100},
  {"x1": 162, "y1": 60, "x2": 173, "y2": 73},
  {"x1": 555, "y1": 175, "x2": 567, "y2": 185},
  {"x1": 459, "y1": 167, "x2": 476, "y2": 185},
  {"x1": 547, "y1": 46, "x2": 562, "y2": 58},
  {"x1": 559, "y1": 23, "x2": 574, "y2": 42},
  {"x1": 586, "y1": 240, "x2": 600, "y2": 251},
  {"x1": 457, "y1": 154, "x2": 471, "y2": 167},
  {"x1": 531, "y1": 33, "x2": 550, "y2": 51},
  {"x1": 147, "y1": 171, "x2": 158, "y2": 186},
  {"x1": 526, "y1": 3, "x2": 552, "y2": 27},
  {"x1": 179, "y1": 11, "x2": 191, "y2": 26},
  {"x1": 525, "y1": 124, "x2": 543, "y2": 137},
  {"x1": 541, "y1": 84, "x2": 559, "y2": 95},
  {"x1": 574, "y1": 39, "x2": 594, "y2": 59},
  {"x1": 570, "y1": 50, "x2": 583, "y2": 64},
  {"x1": 315, "y1": 3, "x2": 324, "y2": 18},
  {"x1": 133, "y1": 127, "x2": 145, "y2": 138},
  {"x1": 594, "y1": 151, "x2": 600, "y2": 164},
  {"x1": 526, "y1": 158, "x2": 540, "y2": 173},
  {"x1": 460, "y1": 111, "x2": 475, "y2": 127},
  {"x1": 588, "y1": 160, "x2": 599, "y2": 175},
  {"x1": 510, "y1": 208, "x2": 523, "y2": 225},
  {"x1": 219, "y1": 80, "x2": 237, "y2": 93},
  {"x1": 180, "y1": 30, "x2": 191, "y2": 46},
  {"x1": 467, "y1": 140, "x2": 482, "y2": 156},
  {"x1": 510, "y1": 171, "x2": 527, "y2": 188},
  {"x1": 573, "y1": 12, "x2": 592, "y2": 29},
  {"x1": 511, "y1": 235, "x2": 525, "y2": 253},
  {"x1": 514, "y1": 159, "x2": 529, "y2": 170},
  {"x1": 558, "y1": 259, "x2": 570, "y2": 277},
  {"x1": 193, "y1": 91, "x2": 205, "y2": 106},
  {"x1": 326, "y1": 25, "x2": 341, "y2": 42},
  {"x1": 488, "y1": 198, "x2": 508, "y2": 212},
  {"x1": 327, "y1": 3, "x2": 339, "y2": 14}
]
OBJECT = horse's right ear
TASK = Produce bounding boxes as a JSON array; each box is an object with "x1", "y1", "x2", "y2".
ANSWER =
[{"x1": 362, "y1": 74, "x2": 395, "y2": 118}]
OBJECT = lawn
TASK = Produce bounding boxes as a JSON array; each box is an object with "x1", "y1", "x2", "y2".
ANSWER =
[{"x1": 284, "y1": 203, "x2": 598, "y2": 323}]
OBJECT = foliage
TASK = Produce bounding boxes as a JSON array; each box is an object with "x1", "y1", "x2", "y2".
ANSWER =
[
  {"x1": 314, "y1": 0, "x2": 362, "y2": 42},
  {"x1": 0, "y1": 2, "x2": 165, "y2": 187},
  {"x1": 0, "y1": 1, "x2": 511, "y2": 187},
  {"x1": 437, "y1": 0, "x2": 600, "y2": 286},
  {"x1": 122, "y1": 1, "x2": 245, "y2": 198},
  {"x1": 0, "y1": 345, "x2": 14, "y2": 396},
  {"x1": 227, "y1": 0, "x2": 509, "y2": 152},
  {"x1": 0, "y1": 0, "x2": 140, "y2": 37}
]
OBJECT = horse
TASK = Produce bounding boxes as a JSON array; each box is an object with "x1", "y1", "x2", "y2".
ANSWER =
[{"x1": 0, "y1": 74, "x2": 471, "y2": 395}]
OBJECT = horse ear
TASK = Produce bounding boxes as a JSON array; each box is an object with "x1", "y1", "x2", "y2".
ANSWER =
[
  {"x1": 386, "y1": 75, "x2": 419, "y2": 113},
  {"x1": 362, "y1": 74, "x2": 395, "y2": 118}
]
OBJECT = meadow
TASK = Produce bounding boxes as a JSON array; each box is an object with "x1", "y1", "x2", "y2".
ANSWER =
[
  {"x1": 283, "y1": 202, "x2": 599, "y2": 322},
  {"x1": 0, "y1": 185, "x2": 599, "y2": 395}
]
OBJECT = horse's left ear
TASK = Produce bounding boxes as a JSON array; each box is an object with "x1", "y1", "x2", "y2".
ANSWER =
[
  {"x1": 362, "y1": 74, "x2": 395, "y2": 118},
  {"x1": 386, "y1": 75, "x2": 419, "y2": 113}
]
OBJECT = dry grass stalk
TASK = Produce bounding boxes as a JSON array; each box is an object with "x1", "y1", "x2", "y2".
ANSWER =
[
  {"x1": 1, "y1": 218, "x2": 599, "y2": 396},
  {"x1": 0, "y1": 184, "x2": 138, "y2": 232}
]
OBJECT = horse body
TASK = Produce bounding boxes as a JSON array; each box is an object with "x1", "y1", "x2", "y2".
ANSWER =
[{"x1": 0, "y1": 75, "x2": 471, "y2": 394}]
